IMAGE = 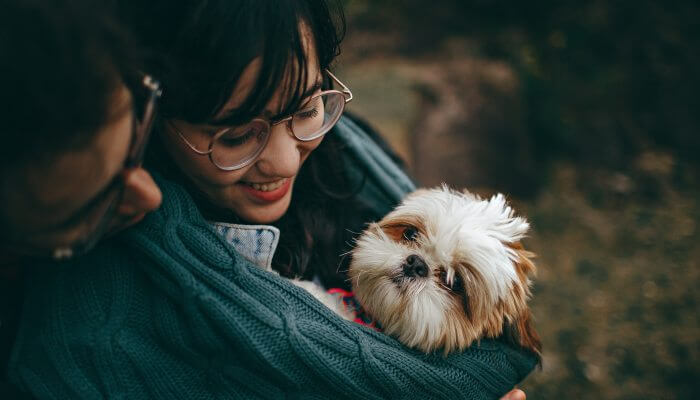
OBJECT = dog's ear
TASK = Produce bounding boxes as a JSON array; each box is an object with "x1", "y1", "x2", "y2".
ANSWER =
[
  {"x1": 509, "y1": 241, "x2": 536, "y2": 278},
  {"x1": 503, "y1": 242, "x2": 541, "y2": 364},
  {"x1": 486, "y1": 194, "x2": 530, "y2": 240},
  {"x1": 502, "y1": 310, "x2": 542, "y2": 365}
]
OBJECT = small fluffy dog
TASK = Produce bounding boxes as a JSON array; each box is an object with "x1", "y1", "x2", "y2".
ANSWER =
[{"x1": 297, "y1": 186, "x2": 541, "y2": 357}]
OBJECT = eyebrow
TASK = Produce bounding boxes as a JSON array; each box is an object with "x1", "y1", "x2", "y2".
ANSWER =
[
  {"x1": 210, "y1": 75, "x2": 324, "y2": 127},
  {"x1": 263, "y1": 79, "x2": 324, "y2": 121}
]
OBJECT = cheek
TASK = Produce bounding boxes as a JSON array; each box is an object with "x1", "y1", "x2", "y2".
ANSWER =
[{"x1": 298, "y1": 136, "x2": 324, "y2": 162}]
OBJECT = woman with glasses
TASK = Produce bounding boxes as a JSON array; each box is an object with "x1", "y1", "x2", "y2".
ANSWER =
[{"x1": 8, "y1": 1, "x2": 534, "y2": 398}]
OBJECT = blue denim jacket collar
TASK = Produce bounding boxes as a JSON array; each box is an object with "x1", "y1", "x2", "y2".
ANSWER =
[{"x1": 210, "y1": 222, "x2": 280, "y2": 271}]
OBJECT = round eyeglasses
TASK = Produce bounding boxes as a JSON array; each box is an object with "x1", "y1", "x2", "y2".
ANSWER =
[{"x1": 170, "y1": 69, "x2": 352, "y2": 171}]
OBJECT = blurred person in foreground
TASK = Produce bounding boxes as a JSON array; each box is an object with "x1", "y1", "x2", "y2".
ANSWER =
[{"x1": 0, "y1": 0, "x2": 162, "y2": 396}]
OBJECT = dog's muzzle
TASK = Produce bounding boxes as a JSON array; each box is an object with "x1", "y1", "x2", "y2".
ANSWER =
[{"x1": 401, "y1": 255, "x2": 429, "y2": 278}]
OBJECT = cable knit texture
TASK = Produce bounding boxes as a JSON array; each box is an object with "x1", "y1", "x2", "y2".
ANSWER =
[{"x1": 8, "y1": 117, "x2": 538, "y2": 399}]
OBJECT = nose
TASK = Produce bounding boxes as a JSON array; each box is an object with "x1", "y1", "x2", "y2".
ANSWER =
[
  {"x1": 254, "y1": 122, "x2": 305, "y2": 177},
  {"x1": 117, "y1": 167, "x2": 162, "y2": 219},
  {"x1": 402, "y1": 254, "x2": 429, "y2": 278}
]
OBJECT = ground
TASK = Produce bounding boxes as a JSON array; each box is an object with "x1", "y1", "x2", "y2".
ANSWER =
[{"x1": 338, "y1": 2, "x2": 700, "y2": 397}]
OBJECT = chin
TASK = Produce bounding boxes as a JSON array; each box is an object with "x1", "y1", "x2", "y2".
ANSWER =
[
  {"x1": 226, "y1": 181, "x2": 294, "y2": 224},
  {"x1": 347, "y1": 186, "x2": 542, "y2": 358}
]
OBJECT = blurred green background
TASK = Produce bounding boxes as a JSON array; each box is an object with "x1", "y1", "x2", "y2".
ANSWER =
[{"x1": 337, "y1": 1, "x2": 699, "y2": 399}]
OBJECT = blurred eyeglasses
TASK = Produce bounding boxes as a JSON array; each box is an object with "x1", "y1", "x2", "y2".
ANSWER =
[
  {"x1": 170, "y1": 69, "x2": 352, "y2": 171},
  {"x1": 10, "y1": 74, "x2": 162, "y2": 260}
]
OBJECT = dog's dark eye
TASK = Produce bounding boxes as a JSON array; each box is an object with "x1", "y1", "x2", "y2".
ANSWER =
[
  {"x1": 440, "y1": 270, "x2": 464, "y2": 292},
  {"x1": 452, "y1": 275, "x2": 464, "y2": 292},
  {"x1": 402, "y1": 226, "x2": 419, "y2": 242}
]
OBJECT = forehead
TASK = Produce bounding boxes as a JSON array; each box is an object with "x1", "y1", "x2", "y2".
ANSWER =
[{"x1": 215, "y1": 22, "x2": 321, "y2": 120}]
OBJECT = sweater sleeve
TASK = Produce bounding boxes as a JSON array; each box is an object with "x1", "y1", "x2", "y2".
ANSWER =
[{"x1": 8, "y1": 180, "x2": 537, "y2": 400}]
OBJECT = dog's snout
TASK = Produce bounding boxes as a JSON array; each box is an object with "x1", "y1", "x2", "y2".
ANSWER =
[{"x1": 402, "y1": 255, "x2": 429, "y2": 278}]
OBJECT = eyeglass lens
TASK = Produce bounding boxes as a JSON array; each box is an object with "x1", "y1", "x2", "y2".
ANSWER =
[
  {"x1": 211, "y1": 91, "x2": 345, "y2": 169},
  {"x1": 211, "y1": 119, "x2": 271, "y2": 169}
]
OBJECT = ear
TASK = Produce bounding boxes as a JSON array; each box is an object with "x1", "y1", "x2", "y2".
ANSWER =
[
  {"x1": 503, "y1": 242, "x2": 541, "y2": 365},
  {"x1": 502, "y1": 310, "x2": 542, "y2": 365},
  {"x1": 509, "y1": 241, "x2": 536, "y2": 278},
  {"x1": 486, "y1": 193, "x2": 530, "y2": 242}
]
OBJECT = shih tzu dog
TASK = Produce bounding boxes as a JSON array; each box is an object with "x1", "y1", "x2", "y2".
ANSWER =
[
  {"x1": 347, "y1": 186, "x2": 541, "y2": 357},
  {"x1": 294, "y1": 186, "x2": 541, "y2": 358}
]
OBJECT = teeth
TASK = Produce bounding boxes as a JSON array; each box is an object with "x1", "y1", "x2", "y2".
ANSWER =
[{"x1": 248, "y1": 179, "x2": 286, "y2": 192}]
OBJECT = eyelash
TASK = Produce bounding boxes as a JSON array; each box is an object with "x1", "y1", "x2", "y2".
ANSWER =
[
  {"x1": 296, "y1": 107, "x2": 319, "y2": 120},
  {"x1": 212, "y1": 92, "x2": 321, "y2": 145},
  {"x1": 218, "y1": 128, "x2": 258, "y2": 147}
]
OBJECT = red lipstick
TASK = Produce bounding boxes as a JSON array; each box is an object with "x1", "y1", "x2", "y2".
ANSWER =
[{"x1": 239, "y1": 178, "x2": 292, "y2": 203}]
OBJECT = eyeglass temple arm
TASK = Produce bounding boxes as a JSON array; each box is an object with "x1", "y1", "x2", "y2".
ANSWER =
[
  {"x1": 167, "y1": 120, "x2": 212, "y2": 155},
  {"x1": 125, "y1": 75, "x2": 162, "y2": 167},
  {"x1": 326, "y1": 69, "x2": 352, "y2": 103},
  {"x1": 139, "y1": 75, "x2": 162, "y2": 128}
]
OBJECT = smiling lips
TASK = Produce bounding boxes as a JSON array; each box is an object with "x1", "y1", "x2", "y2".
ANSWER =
[
  {"x1": 240, "y1": 178, "x2": 292, "y2": 203},
  {"x1": 247, "y1": 179, "x2": 286, "y2": 192}
]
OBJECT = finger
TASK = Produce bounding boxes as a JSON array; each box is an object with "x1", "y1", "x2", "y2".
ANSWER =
[{"x1": 500, "y1": 389, "x2": 526, "y2": 400}]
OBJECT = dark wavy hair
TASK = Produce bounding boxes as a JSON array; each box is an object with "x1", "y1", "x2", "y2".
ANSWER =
[{"x1": 122, "y1": 0, "x2": 380, "y2": 288}]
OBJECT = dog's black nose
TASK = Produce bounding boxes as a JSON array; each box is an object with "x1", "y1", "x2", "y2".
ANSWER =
[{"x1": 403, "y1": 255, "x2": 429, "y2": 278}]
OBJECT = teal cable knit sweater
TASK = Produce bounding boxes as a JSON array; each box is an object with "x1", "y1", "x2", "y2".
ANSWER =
[{"x1": 8, "y1": 118, "x2": 537, "y2": 399}]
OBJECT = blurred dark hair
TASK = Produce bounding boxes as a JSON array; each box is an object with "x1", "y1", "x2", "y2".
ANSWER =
[
  {"x1": 119, "y1": 0, "x2": 344, "y2": 126},
  {"x1": 123, "y1": 0, "x2": 379, "y2": 287},
  {"x1": 0, "y1": 0, "x2": 139, "y2": 169}
]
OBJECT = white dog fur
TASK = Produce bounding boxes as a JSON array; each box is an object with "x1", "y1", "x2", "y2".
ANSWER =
[{"x1": 297, "y1": 186, "x2": 541, "y2": 357}]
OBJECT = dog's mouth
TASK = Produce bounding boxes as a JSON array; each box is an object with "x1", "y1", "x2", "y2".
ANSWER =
[
  {"x1": 389, "y1": 269, "x2": 429, "y2": 290},
  {"x1": 390, "y1": 272, "x2": 410, "y2": 287}
]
